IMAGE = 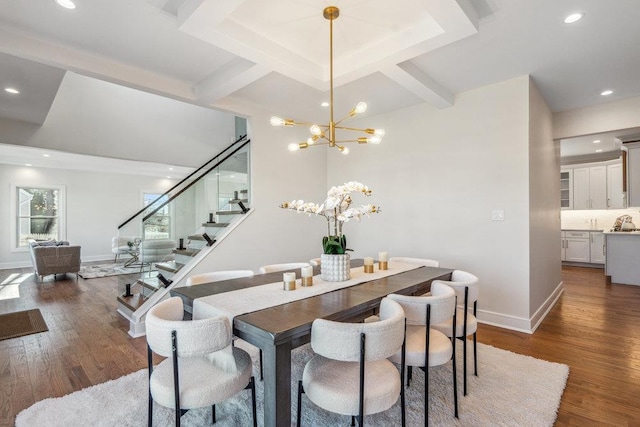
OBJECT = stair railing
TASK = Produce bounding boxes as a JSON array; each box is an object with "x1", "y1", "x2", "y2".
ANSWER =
[{"x1": 117, "y1": 134, "x2": 248, "y2": 231}]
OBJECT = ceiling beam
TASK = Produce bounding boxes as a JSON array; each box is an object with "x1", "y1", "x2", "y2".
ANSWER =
[
  {"x1": 381, "y1": 62, "x2": 453, "y2": 109},
  {"x1": 194, "y1": 59, "x2": 270, "y2": 105}
]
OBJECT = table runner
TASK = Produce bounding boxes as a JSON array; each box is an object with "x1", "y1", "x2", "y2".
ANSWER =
[{"x1": 193, "y1": 261, "x2": 422, "y2": 321}]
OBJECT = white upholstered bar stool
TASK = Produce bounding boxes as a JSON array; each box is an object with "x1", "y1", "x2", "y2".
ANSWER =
[
  {"x1": 389, "y1": 256, "x2": 440, "y2": 267},
  {"x1": 146, "y1": 297, "x2": 257, "y2": 427},
  {"x1": 432, "y1": 270, "x2": 479, "y2": 396},
  {"x1": 387, "y1": 282, "x2": 458, "y2": 425},
  {"x1": 297, "y1": 297, "x2": 407, "y2": 427},
  {"x1": 258, "y1": 262, "x2": 310, "y2": 274}
]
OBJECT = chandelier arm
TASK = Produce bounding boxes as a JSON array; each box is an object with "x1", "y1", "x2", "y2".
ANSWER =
[{"x1": 334, "y1": 125, "x2": 370, "y2": 132}]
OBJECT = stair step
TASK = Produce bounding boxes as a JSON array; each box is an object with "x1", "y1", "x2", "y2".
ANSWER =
[
  {"x1": 156, "y1": 261, "x2": 184, "y2": 274},
  {"x1": 117, "y1": 292, "x2": 146, "y2": 312},
  {"x1": 202, "y1": 222, "x2": 228, "y2": 227},
  {"x1": 229, "y1": 198, "x2": 249, "y2": 203},
  {"x1": 216, "y1": 210, "x2": 243, "y2": 215},
  {"x1": 137, "y1": 277, "x2": 164, "y2": 292},
  {"x1": 172, "y1": 248, "x2": 200, "y2": 257}
]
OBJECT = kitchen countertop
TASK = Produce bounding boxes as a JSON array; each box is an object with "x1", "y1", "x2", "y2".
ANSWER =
[
  {"x1": 562, "y1": 228, "x2": 605, "y2": 232},
  {"x1": 604, "y1": 230, "x2": 640, "y2": 235}
]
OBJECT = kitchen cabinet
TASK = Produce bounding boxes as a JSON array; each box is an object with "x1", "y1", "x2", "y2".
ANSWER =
[
  {"x1": 560, "y1": 169, "x2": 573, "y2": 209},
  {"x1": 590, "y1": 231, "x2": 605, "y2": 264},
  {"x1": 627, "y1": 142, "x2": 640, "y2": 207},
  {"x1": 605, "y1": 232, "x2": 640, "y2": 285},
  {"x1": 573, "y1": 166, "x2": 607, "y2": 209},
  {"x1": 607, "y1": 162, "x2": 625, "y2": 208},
  {"x1": 562, "y1": 231, "x2": 590, "y2": 262}
]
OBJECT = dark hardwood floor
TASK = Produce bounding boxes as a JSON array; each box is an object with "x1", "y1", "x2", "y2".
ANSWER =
[{"x1": 0, "y1": 265, "x2": 639, "y2": 426}]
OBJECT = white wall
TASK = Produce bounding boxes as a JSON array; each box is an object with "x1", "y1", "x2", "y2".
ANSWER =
[
  {"x1": 528, "y1": 78, "x2": 562, "y2": 321},
  {"x1": 326, "y1": 75, "x2": 538, "y2": 330},
  {"x1": 0, "y1": 164, "x2": 177, "y2": 268},
  {"x1": 554, "y1": 95, "x2": 640, "y2": 140}
]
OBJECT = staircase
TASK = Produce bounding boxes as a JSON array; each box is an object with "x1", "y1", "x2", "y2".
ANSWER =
[{"x1": 115, "y1": 136, "x2": 252, "y2": 336}]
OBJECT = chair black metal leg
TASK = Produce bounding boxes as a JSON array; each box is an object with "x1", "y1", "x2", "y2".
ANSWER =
[
  {"x1": 452, "y1": 332, "x2": 458, "y2": 418},
  {"x1": 351, "y1": 416, "x2": 355, "y2": 426},
  {"x1": 250, "y1": 377, "x2": 257, "y2": 427},
  {"x1": 259, "y1": 349, "x2": 264, "y2": 381},
  {"x1": 463, "y1": 335, "x2": 468, "y2": 396},
  {"x1": 297, "y1": 381, "x2": 304, "y2": 427},
  {"x1": 148, "y1": 345, "x2": 154, "y2": 427},
  {"x1": 473, "y1": 332, "x2": 478, "y2": 376},
  {"x1": 212, "y1": 404, "x2": 216, "y2": 423},
  {"x1": 407, "y1": 366, "x2": 413, "y2": 387}
]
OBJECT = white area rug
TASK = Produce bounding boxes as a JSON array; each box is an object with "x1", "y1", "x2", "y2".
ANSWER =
[
  {"x1": 16, "y1": 342, "x2": 568, "y2": 426},
  {"x1": 77, "y1": 263, "x2": 142, "y2": 279}
]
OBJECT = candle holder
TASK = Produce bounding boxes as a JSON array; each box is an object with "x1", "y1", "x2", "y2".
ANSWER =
[
  {"x1": 364, "y1": 265, "x2": 374, "y2": 273},
  {"x1": 302, "y1": 276, "x2": 313, "y2": 286},
  {"x1": 283, "y1": 280, "x2": 296, "y2": 291},
  {"x1": 379, "y1": 261, "x2": 388, "y2": 271}
]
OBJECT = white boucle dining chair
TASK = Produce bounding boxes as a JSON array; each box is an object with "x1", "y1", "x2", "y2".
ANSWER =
[
  {"x1": 431, "y1": 270, "x2": 479, "y2": 396},
  {"x1": 387, "y1": 282, "x2": 458, "y2": 424},
  {"x1": 389, "y1": 256, "x2": 440, "y2": 267},
  {"x1": 258, "y1": 262, "x2": 310, "y2": 274},
  {"x1": 297, "y1": 297, "x2": 407, "y2": 427},
  {"x1": 146, "y1": 297, "x2": 257, "y2": 427},
  {"x1": 186, "y1": 270, "x2": 254, "y2": 286},
  {"x1": 186, "y1": 269, "x2": 263, "y2": 381}
]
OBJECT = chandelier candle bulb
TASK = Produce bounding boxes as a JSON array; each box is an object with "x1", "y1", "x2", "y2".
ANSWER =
[
  {"x1": 364, "y1": 257, "x2": 374, "y2": 273},
  {"x1": 283, "y1": 272, "x2": 296, "y2": 291},
  {"x1": 378, "y1": 251, "x2": 388, "y2": 270}
]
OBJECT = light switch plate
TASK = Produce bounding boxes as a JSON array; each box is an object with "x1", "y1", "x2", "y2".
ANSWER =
[{"x1": 492, "y1": 210, "x2": 505, "y2": 221}]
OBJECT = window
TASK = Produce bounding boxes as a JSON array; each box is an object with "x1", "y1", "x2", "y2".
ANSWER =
[
  {"x1": 143, "y1": 193, "x2": 171, "y2": 240},
  {"x1": 12, "y1": 184, "x2": 66, "y2": 250}
]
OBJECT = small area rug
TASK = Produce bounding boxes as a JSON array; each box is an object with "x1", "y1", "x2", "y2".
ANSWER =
[
  {"x1": 0, "y1": 308, "x2": 48, "y2": 341},
  {"x1": 77, "y1": 263, "x2": 141, "y2": 279},
  {"x1": 16, "y1": 342, "x2": 568, "y2": 426}
]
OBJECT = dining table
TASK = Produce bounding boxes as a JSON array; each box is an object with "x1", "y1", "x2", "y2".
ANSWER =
[{"x1": 171, "y1": 259, "x2": 453, "y2": 427}]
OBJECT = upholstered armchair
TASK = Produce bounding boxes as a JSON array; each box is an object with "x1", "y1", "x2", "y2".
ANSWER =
[
  {"x1": 28, "y1": 239, "x2": 81, "y2": 281},
  {"x1": 111, "y1": 235, "x2": 140, "y2": 263},
  {"x1": 139, "y1": 239, "x2": 176, "y2": 271}
]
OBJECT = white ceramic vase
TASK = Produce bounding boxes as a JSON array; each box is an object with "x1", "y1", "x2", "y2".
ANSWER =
[{"x1": 320, "y1": 253, "x2": 351, "y2": 282}]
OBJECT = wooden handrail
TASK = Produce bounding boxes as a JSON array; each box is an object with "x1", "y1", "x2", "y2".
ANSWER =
[{"x1": 118, "y1": 135, "x2": 248, "y2": 230}]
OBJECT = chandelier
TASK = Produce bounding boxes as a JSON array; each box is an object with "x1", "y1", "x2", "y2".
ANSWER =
[{"x1": 270, "y1": 6, "x2": 385, "y2": 155}]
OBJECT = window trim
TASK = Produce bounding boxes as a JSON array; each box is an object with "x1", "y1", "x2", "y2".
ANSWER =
[{"x1": 10, "y1": 183, "x2": 67, "y2": 252}]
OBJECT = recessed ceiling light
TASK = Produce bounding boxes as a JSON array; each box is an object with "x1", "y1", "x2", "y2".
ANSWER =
[
  {"x1": 595, "y1": 149, "x2": 603, "y2": 153},
  {"x1": 25, "y1": 164, "x2": 32, "y2": 167},
  {"x1": 4, "y1": 87, "x2": 20, "y2": 94},
  {"x1": 43, "y1": 153, "x2": 50, "y2": 157},
  {"x1": 56, "y1": 0, "x2": 76, "y2": 9},
  {"x1": 168, "y1": 167, "x2": 174, "y2": 171},
  {"x1": 321, "y1": 102, "x2": 329, "y2": 107},
  {"x1": 601, "y1": 90, "x2": 613, "y2": 96},
  {"x1": 564, "y1": 13, "x2": 583, "y2": 24},
  {"x1": 167, "y1": 176, "x2": 171, "y2": 179},
  {"x1": 593, "y1": 140, "x2": 600, "y2": 144}
]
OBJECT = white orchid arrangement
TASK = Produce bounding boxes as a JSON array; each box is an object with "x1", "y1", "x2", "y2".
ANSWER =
[{"x1": 280, "y1": 181, "x2": 381, "y2": 254}]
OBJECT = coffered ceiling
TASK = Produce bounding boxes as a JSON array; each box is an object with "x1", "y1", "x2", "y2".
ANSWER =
[{"x1": 1, "y1": 0, "x2": 640, "y2": 133}]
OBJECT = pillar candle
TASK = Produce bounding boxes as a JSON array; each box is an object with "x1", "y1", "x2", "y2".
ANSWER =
[
  {"x1": 301, "y1": 266, "x2": 313, "y2": 277},
  {"x1": 364, "y1": 257, "x2": 374, "y2": 266},
  {"x1": 378, "y1": 251, "x2": 388, "y2": 262},
  {"x1": 283, "y1": 272, "x2": 296, "y2": 282}
]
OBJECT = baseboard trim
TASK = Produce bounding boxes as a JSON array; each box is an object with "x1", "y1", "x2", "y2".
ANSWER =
[
  {"x1": 0, "y1": 254, "x2": 117, "y2": 270},
  {"x1": 477, "y1": 280, "x2": 564, "y2": 334},
  {"x1": 530, "y1": 281, "x2": 564, "y2": 333}
]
